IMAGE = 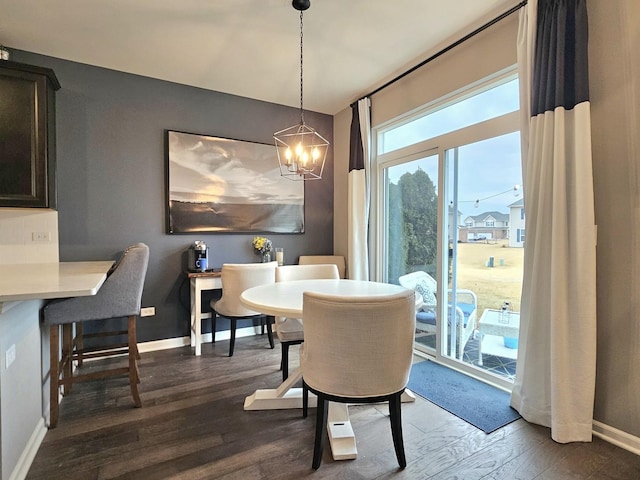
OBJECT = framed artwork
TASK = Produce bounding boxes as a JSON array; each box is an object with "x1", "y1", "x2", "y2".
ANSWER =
[{"x1": 166, "y1": 130, "x2": 305, "y2": 234}]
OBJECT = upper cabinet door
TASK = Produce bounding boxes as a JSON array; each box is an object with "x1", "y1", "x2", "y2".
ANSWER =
[{"x1": 0, "y1": 60, "x2": 60, "y2": 208}]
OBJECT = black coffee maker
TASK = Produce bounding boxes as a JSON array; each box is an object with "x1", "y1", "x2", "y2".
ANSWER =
[{"x1": 188, "y1": 241, "x2": 209, "y2": 271}]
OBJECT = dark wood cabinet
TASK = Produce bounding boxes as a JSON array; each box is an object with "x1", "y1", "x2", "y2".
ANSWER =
[{"x1": 0, "y1": 60, "x2": 60, "y2": 208}]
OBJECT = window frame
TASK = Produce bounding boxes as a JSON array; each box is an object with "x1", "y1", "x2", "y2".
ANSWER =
[
  {"x1": 371, "y1": 66, "x2": 524, "y2": 391},
  {"x1": 373, "y1": 109, "x2": 520, "y2": 283}
]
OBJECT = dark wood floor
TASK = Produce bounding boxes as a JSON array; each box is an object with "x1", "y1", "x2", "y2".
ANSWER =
[{"x1": 27, "y1": 336, "x2": 640, "y2": 480}]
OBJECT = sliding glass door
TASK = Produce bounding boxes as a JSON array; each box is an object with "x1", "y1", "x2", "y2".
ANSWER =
[
  {"x1": 376, "y1": 71, "x2": 523, "y2": 388},
  {"x1": 443, "y1": 133, "x2": 523, "y2": 382}
]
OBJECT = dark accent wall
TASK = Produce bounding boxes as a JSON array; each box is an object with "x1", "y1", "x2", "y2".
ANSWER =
[{"x1": 11, "y1": 49, "x2": 334, "y2": 343}]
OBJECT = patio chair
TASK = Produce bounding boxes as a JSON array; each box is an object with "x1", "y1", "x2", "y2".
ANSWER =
[{"x1": 398, "y1": 271, "x2": 477, "y2": 359}]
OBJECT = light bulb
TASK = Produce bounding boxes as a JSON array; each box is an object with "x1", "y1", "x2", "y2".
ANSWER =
[
  {"x1": 312, "y1": 147, "x2": 320, "y2": 160},
  {"x1": 302, "y1": 151, "x2": 309, "y2": 166},
  {"x1": 295, "y1": 143, "x2": 303, "y2": 157},
  {"x1": 285, "y1": 148, "x2": 292, "y2": 161}
]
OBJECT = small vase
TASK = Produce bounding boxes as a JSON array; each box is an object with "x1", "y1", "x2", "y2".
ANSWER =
[{"x1": 260, "y1": 252, "x2": 271, "y2": 263}]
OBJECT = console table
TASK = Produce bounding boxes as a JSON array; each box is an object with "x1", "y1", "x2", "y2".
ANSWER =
[{"x1": 186, "y1": 270, "x2": 222, "y2": 356}]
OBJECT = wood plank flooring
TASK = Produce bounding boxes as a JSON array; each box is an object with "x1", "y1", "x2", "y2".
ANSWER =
[{"x1": 27, "y1": 336, "x2": 640, "y2": 479}]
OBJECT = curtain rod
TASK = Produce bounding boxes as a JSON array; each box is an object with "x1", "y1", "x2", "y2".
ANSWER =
[{"x1": 351, "y1": 0, "x2": 528, "y2": 107}]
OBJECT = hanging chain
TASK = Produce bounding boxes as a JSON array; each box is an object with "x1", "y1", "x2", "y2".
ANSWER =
[{"x1": 299, "y1": 10, "x2": 305, "y2": 124}]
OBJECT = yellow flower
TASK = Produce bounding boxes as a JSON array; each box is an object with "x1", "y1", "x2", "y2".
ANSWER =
[{"x1": 252, "y1": 236, "x2": 272, "y2": 255}]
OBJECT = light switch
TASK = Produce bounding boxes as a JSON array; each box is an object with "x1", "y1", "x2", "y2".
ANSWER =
[{"x1": 6, "y1": 344, "x2": 16, "y2": 369}]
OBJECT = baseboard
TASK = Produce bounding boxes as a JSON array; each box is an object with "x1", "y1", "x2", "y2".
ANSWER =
[
  {"x1": 593, "y1": 420, "x2": 640, "y2": 455},
  {"x1": 8, "y1": 417, "x2": 47, "y2": 480},
  {"x1": 136, "y1": 325, "x2": 264, "y2": 353}
]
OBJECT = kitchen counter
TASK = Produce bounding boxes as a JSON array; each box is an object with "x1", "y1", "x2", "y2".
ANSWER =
[
  {"x1": 0, "y1": 260, "x2": 113, "y2": 479},
  {"x1": 0, "y1": 261, "x2": 114, "y2": 305}
]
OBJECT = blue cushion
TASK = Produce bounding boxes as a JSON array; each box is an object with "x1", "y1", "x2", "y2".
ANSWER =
[
  {"x1": 416, "y1": 310, "x2": 436, "y2": 325},
  {"x1": 415, "y1": 302, "x2": 475, "y2": 327},
  {"x1": 457, "y1": 302, "x2": 475, "y2": 327}
]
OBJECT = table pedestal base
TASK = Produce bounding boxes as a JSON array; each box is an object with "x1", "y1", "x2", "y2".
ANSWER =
[
  {"x1": 328, "y1": 403, "x2": 357, "y2": 460},
  {"x1": 244, "y1": 387, "x2": 317, "y2": 410},
  {"x1": 243, "y1": 368, "x2": 416, "y2": 461}
]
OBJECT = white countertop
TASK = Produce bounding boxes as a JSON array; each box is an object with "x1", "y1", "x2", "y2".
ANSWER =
[{"x1": 0, "y1": 261, "x2": 114, "y2": 303}]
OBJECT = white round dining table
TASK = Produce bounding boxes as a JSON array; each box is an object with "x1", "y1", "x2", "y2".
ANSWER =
[
  {"x1": 240, "y1": 278, "x2": 410, "y2": 318},
  {"x1": 240, "y1": 278, "x2": 416, "y2": 462}
]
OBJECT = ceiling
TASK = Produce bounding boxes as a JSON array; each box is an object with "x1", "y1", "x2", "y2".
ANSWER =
[{"x1": 1, "y1": 0, "x2": 518, "y2": 115}]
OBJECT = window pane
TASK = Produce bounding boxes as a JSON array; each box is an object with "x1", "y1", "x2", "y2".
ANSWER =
[
  {"x1": 385, "y1": 155, "x2": 439, "y2": 284},
  {"x1": 380, "y1": 78, "x2": 519, "y2": 154},
  {"x1": 445, "y1": 132, "x2": 523, "y2": 374}
]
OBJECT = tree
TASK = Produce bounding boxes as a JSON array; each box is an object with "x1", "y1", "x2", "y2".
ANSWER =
[
  {"x1": 388, "y1": 181, "x2": 407, "y2": 283},
  {"x1": 389, "y1": 168, "x2": 438, "y2": 278}
]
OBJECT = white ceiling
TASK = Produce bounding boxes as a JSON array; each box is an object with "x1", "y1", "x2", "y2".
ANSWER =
[{"x1": 1, "y1": 0, "x2": 518, "y2": 115}]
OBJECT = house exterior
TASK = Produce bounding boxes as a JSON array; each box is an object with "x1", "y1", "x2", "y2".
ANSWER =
[
  {"x1": 508, "y1": 198, "x2": 525, "y2": 247},
  {"x1": 459, "y1": 211, "x2": 510, "y2": 242}
]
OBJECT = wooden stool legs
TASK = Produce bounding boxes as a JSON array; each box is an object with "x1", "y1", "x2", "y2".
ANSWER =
[
  {"x1": 49, "y1": 325, "x2": 60, "y2": 429},
  {"x1": 48, "y1": 315, "x2": 142, "y2": 429},
  {"x1": 128, "y1": 315, "x2": 142, "y2": 407}
]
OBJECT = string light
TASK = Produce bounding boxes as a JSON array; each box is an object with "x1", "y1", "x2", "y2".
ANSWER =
[{"x1": 450, "y1": 185, "x2": 521, "y2": 208}]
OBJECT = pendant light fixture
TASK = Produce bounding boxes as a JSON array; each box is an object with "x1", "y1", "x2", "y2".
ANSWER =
[{"x1": 274, "y1": 0, "x2": 329, "y2": 181}]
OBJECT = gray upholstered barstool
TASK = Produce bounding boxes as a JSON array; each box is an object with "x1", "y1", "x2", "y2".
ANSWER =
[{"x1": 43, "y1": 243, "x2": 149, "y2": 428}]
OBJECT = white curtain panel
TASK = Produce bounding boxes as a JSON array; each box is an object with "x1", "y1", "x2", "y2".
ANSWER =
[
  {"x1": 347, "y1": 98, "x2": 371, "y2": 280},
  {"x1": 511, "y1": 0, "x2": 597, "y2": 443}
]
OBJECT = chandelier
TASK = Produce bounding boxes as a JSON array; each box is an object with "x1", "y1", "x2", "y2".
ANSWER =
[{"x1": 274, "y1": 0, "x2": 329, "y2": 181}]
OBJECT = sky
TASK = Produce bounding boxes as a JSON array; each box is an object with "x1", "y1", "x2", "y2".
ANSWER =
[{"x1": 384, "y1": 78, "x2": 522, "y2": 219}]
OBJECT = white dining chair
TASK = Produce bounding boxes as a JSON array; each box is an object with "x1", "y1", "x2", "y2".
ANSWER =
[
  {"x1": 300, "y1": 289, "x2": 416, "y2": 470},
  {"x1": 210, "y1": 262, "x2": 277, "y2": 356},
  {"x1": 274, "y1": 264, "x2": 340, "y2": 380},
  {"x1": 298, "y1": 255, "x2": 346, "y2": 279}
]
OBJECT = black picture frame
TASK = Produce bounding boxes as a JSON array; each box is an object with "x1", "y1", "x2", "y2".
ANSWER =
[{"x1": 166, "y1": 130, "x2": 305, "y2": 234}]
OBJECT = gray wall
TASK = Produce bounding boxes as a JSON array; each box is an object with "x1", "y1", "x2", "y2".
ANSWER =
[
  {"x1": 11, "y1": 49, "x2": 334, "y2": 343},
  {"x1": 588, "y1": 0, "x2": 640, "y2": 437}
]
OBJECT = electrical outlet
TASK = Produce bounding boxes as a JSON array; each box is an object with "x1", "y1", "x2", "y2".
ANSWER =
[
  {"x1": 6, "y1": 344, "x2": 16, "y2": 369},
  {"x1": 31, "y1": 231, "x2": 51, "y2": 242},
  {"x1": 140, "y1": 307, "x2": 155, "y2": 317}
]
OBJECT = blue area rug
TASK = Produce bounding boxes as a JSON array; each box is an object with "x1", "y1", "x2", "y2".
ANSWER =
[{"x1": 407, "y1": 360, "x2": 521, "y2": 433}]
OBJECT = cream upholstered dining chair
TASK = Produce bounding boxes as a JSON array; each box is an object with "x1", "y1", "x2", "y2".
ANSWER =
[
  {"x1": 298, "y1": 255, "x2": 346, "y2": 279},
  {"x1": 210, "y1": 262, "x2": 277, "y2": 356},
  {"x1": 274, "y1": 264, "x2": 340, "y2": 381},
  {"x1": 43, "y1": 243, "x2": 149, "y2": 428},
  {"x1": 300, "y1": 289, "x2": 416, "y2": 470}
]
